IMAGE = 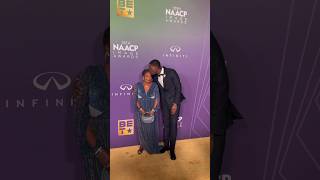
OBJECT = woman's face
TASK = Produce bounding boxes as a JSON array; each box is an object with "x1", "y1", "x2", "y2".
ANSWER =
[{"x1": 143, "y1": 72, "x2": 152, "y2": 83}]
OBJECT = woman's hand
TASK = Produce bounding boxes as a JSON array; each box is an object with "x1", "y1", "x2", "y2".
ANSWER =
[
  {"x1": 149, "y1": 109, "x2": 155, "y2": 116},
  {"x1": 139, "y1": 108, "x2": 146, "y2": 114}
]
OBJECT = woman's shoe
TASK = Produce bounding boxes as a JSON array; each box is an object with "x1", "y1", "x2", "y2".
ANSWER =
[{"x1": 137, "y1": 147, "x2": 144, "y2": 155}]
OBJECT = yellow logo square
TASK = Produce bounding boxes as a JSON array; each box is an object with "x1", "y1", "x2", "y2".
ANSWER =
[
  {"x1": 118, "y1": 119, "x2": 134, "y2": 136},
  {"x1": 117, "y1": 0, "x2": 135, "y2": 18}
]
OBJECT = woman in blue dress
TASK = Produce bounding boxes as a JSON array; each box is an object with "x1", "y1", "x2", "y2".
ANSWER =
[
  {"x1": 73, "y1": 28, "x2": 110, "y2": 180},
  {"x1": 134, "y1": 69, "x2": 163, "y2": 154}
]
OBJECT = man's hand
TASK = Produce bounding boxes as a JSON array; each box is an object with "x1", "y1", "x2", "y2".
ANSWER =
[
  {"x1": 171, "y1": 103, "x2": 178, "y2": 115},
  {"x1": 97, "y1": 149, "x2": 109, "y2": 168}
]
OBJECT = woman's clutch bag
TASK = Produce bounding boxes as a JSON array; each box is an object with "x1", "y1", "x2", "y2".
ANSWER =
[{"x1": 141, "y1": 112, "x2": 154, "y2": 123}]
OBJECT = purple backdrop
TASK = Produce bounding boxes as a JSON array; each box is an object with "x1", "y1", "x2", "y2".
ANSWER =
[
  {"x1": 212, "y1": 0, "x2": 320, "y2": 180},
  {"x1": 110, "y1": 0, "x2": 211, "y2": 148},
  {"x1": 0, "y1": 0, "x2": 108, "y2": 179}
]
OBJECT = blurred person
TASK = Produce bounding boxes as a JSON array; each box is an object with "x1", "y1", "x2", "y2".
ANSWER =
[
  {"x1": 211, "y1": 32, "x2": 243, "y2": 180},
  {"x1": 72, "y1": 28, "x2": 110, "y2": 180}
]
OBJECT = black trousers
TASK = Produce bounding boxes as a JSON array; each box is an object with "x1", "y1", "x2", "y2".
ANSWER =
[
  {"x1": 161, "y1": 103, "x2": 180, "y2": 151},
  {"x1": 213, "y1": 133, "x2": 226, "y2": 180}
]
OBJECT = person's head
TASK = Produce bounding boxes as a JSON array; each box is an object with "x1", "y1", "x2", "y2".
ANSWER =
[
  {"x1": 148, "y1": 59, "x2": 162, "y2": 75},
  {"x1": 142, "y1": 69, "x2": 153, "y2": 83},
  {"x1": 103, "y1": 27, "x2": 110, "y2": 63},
  {"x1": 103, "y1": 28, "x2": 110, "y2": 78}
]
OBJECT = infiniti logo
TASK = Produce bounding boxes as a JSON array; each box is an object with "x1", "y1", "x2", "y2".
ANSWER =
[
  {"x1": 111, "y1": 83, "x2": 134, "y2": 97},
  {"x1": 163, "y1": 45, "x2": 188, "y2": 59},
  {"x1": 33, "y1": 72, "x2": 71, "y2": 91},
  {"x1": 170, "y1": 45, "x2": 182, "y2": 53},
  {"x1": 120, "y1": 84, "x2": 133, "y2": 91}
]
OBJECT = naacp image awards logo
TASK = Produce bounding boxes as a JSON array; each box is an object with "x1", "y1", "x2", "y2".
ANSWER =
[
  {"x1": 112, "y1": 40, "x2": 139, "y2": 59},
  {"x1": 165, "y1": 6, "x2": 189, "y2": 24}
]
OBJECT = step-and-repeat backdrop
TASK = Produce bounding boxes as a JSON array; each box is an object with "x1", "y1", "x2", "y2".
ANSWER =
[
  {"x1": 212, "y1": 0, "x2": 320, "y2": 179},
  {"x1": 0, "y1": 0, "x2": 108, "y2": 179},
  {"x1": 110, "y1": 0, "x2": 210, "y2": 148}
]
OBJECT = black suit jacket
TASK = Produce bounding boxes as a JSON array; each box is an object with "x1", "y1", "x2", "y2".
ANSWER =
[
  {"x1": 153, "y1": 67, "x2": 185, "y2": 107},
  {"x1": 211, "y1": 33, "x2": 243, "y2": 135}
]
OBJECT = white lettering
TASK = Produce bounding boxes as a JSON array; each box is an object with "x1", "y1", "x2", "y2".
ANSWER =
[
  {"x1": 45, "y1": 98, "x2": 49, "y2": 107},
  {"x1": 113, "y1": 44, "x2": 138, "y2": 52},
  {"x1": 56, "y1": 98, "x2": 64, "y2": 107},
  {"x1": 32, "y1": 99, "x2": 39, "y2": 108},
  {"x1": 166, "y1": 8, "x2": 187, "y2": 17},
  {"x1": 16, "y1": 99, "x2": 24, "y2": 108}
]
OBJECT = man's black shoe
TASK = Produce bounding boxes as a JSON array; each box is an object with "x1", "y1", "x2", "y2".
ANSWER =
[{"x1": 170, "y1": 151, "x2": 176, "y2": 160}]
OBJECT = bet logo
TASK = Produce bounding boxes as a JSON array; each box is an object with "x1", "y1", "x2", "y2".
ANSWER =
[{"x1": 118, "y1": 119, "x2": 134, "y2": 136}]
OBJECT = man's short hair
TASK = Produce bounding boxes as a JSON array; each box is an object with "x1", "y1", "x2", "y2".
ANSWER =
[
  {"x1": 149, "y1": 59, "x2": 161, "y2": 68},
  {"x1": 103, "y1": 27, "x2": 110, "y2": 48}
]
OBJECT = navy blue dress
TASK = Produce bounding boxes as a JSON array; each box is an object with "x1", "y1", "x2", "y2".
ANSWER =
[{"x1": 134, "y1": 82, "x2": 162, "y2": 154}]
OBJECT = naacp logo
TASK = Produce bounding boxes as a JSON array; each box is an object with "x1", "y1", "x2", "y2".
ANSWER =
[
  {"x1": 120, "y1": 84, "x2": 133, "y2": 91},
  {"x1": 33, "y1": 72, "x2": 71, "y2": 91},
  {"x1": 112, "y1": 41, "x2": 139, "y2": 59},
  {"x1": 163, "y1": 45, "x2": 188, "y2": 59},
  {"x1": 165, "y1": 7, "x2": 188, "y2": 24}
]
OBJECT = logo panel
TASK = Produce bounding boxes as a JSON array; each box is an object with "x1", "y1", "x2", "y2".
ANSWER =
[
  {"x1": 33, "y1": 72, "x2": 71, "y2": 91},
  {"x1": 117, "y1": 0, "x2": 135, "y2": 18},
  {"x1": 163, "y1": 45, "x2": 188, "y2": 59},
  {"x1": 118, "y1": 119, "x2": 135, "y2": 136},
  {"x1": 112, "y1": 41, "x2": 139, "y2": 59},
  {"x1": 165, "y1": 6, "x2": 189, "y2": 24}
]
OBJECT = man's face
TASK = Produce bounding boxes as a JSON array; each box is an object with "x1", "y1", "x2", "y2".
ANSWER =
[{"x1": 149, "y1": 65, "x2": 159, "y2": 75}]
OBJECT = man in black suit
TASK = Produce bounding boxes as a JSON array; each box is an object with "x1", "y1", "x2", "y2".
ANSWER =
[
  {"x1": 149, "y1": 59, "x2": 185, "y2": 160},
  {"x1": 211, "y1": 32, "x2": 243, "y2": 180}
]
